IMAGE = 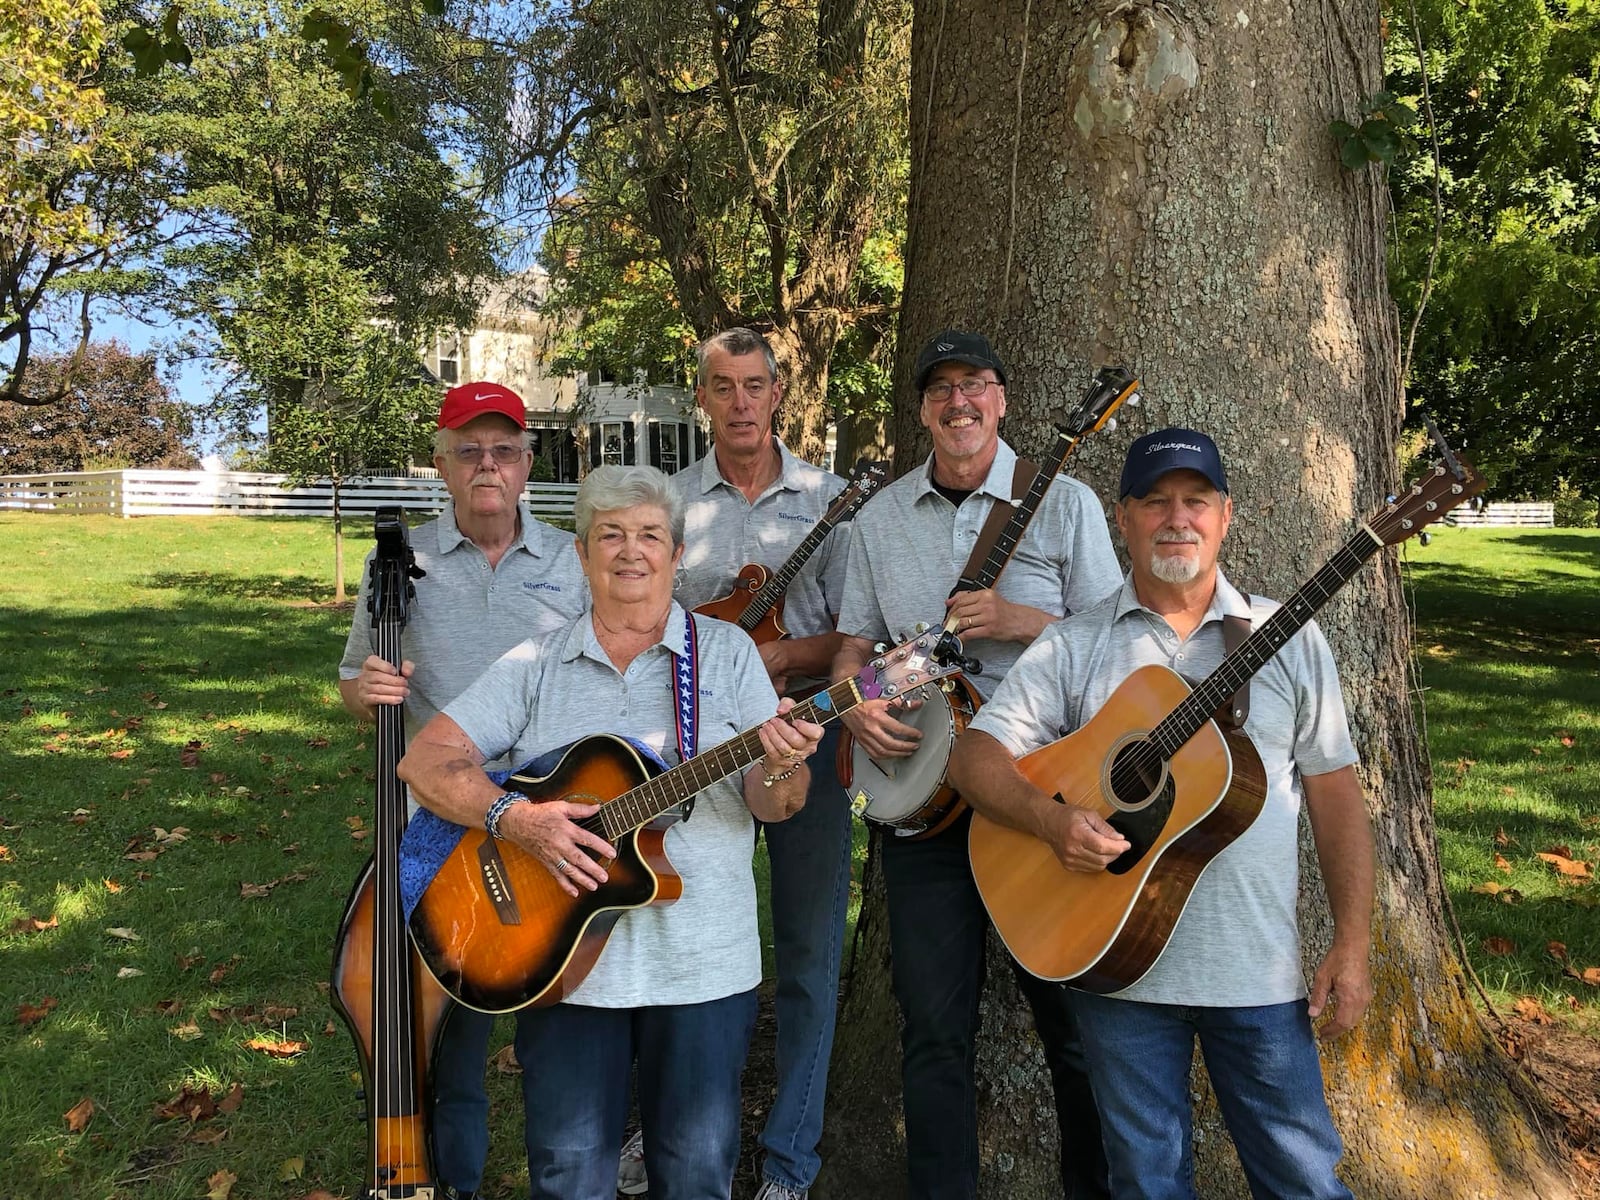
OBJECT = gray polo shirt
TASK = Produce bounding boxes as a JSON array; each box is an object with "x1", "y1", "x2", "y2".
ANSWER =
[
  {"x1": 969, "y1": 571, "x2": 1359, "y2": 1006},
  {"x1": 671, "y1": 441, "x2": 849, "y2": 663},
  {"x1": 339, "y1": 502, "x2": 589, "y2": 749},
  {"x1": 835, "y1": 440, "x2": 1122, "y2": 700},
  {"x1": 445, "y1": 604, "x2": 779, "y2": 1008}
]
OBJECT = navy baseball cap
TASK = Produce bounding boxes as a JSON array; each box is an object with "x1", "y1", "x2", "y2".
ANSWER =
[
  {"x1": 913, "y1": 330, "x2": 1006, "y2": 392},
  {"x1": 1119, "y1": 428, "x2": 1229, "y2": 499}
]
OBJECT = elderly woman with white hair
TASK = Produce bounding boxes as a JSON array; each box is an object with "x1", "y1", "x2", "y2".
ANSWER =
[{"x1": 400, "y1": 464, "x2": 823, "y2": 1200}]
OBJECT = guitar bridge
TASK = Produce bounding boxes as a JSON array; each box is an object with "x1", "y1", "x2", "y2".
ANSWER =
[{"x1": 476, "y1": 839, "x2": 523, "y2": 925}]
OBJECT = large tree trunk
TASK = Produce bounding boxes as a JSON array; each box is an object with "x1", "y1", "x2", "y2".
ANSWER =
[{"x1": 820, "y1": 3, "x2": 1575, "y2": 1197}]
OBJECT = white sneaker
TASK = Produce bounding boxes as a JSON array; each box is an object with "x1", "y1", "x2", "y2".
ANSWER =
[
  {"x1": 616, "y1": 1128, "x2": 648, "y2": 1196},
  {"x1": 753, "y1": 1181, "x2": 807, "y2": 1200}
]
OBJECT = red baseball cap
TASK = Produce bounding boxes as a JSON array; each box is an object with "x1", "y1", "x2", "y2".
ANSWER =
[{"x1": 437, "y1": 382, "x2": 527, "y2": 430}]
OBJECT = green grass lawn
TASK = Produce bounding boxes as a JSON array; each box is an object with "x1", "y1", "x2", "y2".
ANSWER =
[
  {"x1": 0, "y1": 514, "x2": 1594, "y2": 1199},
  {"x1": 1405, "y1": 526, "x2": 1600, "y2": 1027}
]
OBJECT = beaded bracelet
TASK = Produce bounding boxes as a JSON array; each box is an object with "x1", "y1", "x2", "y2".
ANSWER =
[
  {"x1": 484, "y1": 791, "x2": 526, "y2": 840},
  {"x1": 761, "y1": 762, "x2": 803, "y2": 788}
]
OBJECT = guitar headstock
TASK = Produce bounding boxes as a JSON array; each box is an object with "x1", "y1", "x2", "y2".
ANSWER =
[
  {"x1": 854, "y1": 629, "x2": 969, "y2": 702},
  {"x1": 1367, "y1": 449, "x2": 1486, "y2": 547},
  {"x1": 828, "y1": 458, "x2": 889, "y2": 522},
  {"x1": 1061, "y1": 366, "x2": 1141, "y2": 437}
]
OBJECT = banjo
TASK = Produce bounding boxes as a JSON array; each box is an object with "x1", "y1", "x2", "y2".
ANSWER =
[{"x1": 841, "y1": 367, "x2": 1140, "y2": 839}]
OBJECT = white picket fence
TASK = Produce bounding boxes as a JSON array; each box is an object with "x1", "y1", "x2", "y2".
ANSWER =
[
  {"x1": 0, "y1": 470, "x2": 579, "y2": 521},
  {"x1": 1444, "y1": 501, "x2": 1555, "y2": 528}
]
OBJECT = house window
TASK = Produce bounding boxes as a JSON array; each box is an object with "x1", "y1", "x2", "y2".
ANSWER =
[
  {"x1": 437, "y1": 333, "x2": 460, "y2": 384},
  {"x1": 601, "y1": 421, "x2": 627, "y2": 466},
  {"x1": 651, "y1": 422, "x2": 683, "y2": 474}
]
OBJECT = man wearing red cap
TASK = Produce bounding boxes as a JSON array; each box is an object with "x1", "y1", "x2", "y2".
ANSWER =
[{"x1": 338, "y1": 381, "x2": 589, "y2": 1200}]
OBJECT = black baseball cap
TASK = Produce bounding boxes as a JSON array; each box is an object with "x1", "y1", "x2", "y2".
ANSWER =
[
  {"x1": 1119, "y1": 428, "x2": 1229, "y2": 499},
  {"x1": 913, "y1": 330, "x2": 1006, "y2": 392}
]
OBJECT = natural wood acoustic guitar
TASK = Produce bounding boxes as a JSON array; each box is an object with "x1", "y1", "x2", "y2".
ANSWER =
[{"x1": 969, "y1": 437, "x2": 1483, "y2": 993}]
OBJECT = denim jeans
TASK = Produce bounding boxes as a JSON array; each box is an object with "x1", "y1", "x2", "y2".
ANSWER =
[
  {"x1": 757, "y1": 723, "x2": 851, "y2": 1192},
  {"x1": 512, "y1": 990, "x2": 758, "y2": 1200},
  {"x1": 1068, "y1": 992, "x2": 1352, "y2": 1200},
  {"x1": 881, "y1": 811, "x2": 1108, "y2": 1200},
  {"x1": 429, "y1": 1005, "x2": 503, "y2": 1194}
]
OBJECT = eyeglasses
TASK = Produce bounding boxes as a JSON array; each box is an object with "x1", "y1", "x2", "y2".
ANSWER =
[
  {"x1": 922, "y1": 378, "x2": 998, "y2": 403},
  {"x1": 449, "y1": 443, "x2": 526, "y2": 466}
]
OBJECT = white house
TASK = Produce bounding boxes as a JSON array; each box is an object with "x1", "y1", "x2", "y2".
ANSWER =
[{"x1": 422, "y1": 271, "x2": 706, "y2": 482}]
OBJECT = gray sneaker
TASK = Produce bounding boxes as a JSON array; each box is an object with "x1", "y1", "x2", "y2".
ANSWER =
[
  {"x1": 753, "y1": 1181, "x2": 807, "y2": 1200},
  {"x1": 617, "y1": 1128, "x2": 648, "y2": 1196}
]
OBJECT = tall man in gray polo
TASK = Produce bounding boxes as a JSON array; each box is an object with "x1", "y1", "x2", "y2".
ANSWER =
[
  {"x1": 338, "y1": 380, "x2": 587, "y2": 1200},
  {"x1": 832, "y1": 330, "x2": 1122, "y2": 1199},
  {"x1": 667, "y1": 327, "x2": 851, "y2": 1200},
  {"x1": 948, "y1": 428, "x2": 1374, "y2": 1199}
]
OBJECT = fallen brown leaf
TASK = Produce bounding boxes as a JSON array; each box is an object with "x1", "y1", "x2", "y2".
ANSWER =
[
  {"x1": 180, "y1": 740, "x2": 203, "y2": 767},
  {"x1": 1482, "y1": 936, "x2": 1518, "y2": 956},
  {"x1": 206, "y1": 1168, "x2": 237, "y2": 1200},
  {"x1": 217, "y1": 1082, "x2": 245, "y2": 1113},
  {"x1": 17, "y1": 996, "x2": 59, "y2": 1025},
  {"x1": 1495, "y1": 826, "x2": 1515, "y2": 847},
  {"x1": 1493, "y1": 853, "x2": 1511, "y2": 872},
  {"x1": 62, "y1": 1097, "x2": 94, "y2": 1132},
  {"x1": 279, "y1": 1156, "x2": 305, "y2": 1181},
  {"x1": 188, "y1": 1126, "x2": 228, "y2": 1146},
  {"x1": 7, "y1": 914, "x2": 58, "y2": 935},
  {"x1": 1547, "y1": 941, "x2": 1569, "y2": 962},
  {"x1": 1536, "y1": 851, "x2": 1592, "y2": 879},
  {"x1": 491, "y1": 1042, "x2": 521, "y2": 1075},
  {"x1": 244, "y1": 1036, "x2": 307, "y2": 1058},
  {"x1": 156, "y1": 1084, "x2": 218, "y2": 1122},
  {"x1": 1512, "y1": 996, "x2": 1553, "y2": 1024},
  {"x1": 1566, "y1": 965, "x2": 1600, "y2": 988}
]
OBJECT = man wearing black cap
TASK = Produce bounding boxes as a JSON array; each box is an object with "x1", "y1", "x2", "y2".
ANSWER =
[
  {"x1": 832, "y1": 331, "x2": 1122, "y2": 1198},
  {"x1": 338, "y1": 381, "x2": 589, "y2": 1200},
  {"x1": 949, "y1": 428, "x2": 1375, "y2": 1199}
]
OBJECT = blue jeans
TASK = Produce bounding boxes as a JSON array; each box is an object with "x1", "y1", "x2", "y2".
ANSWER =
[
  {"x1": 757, "y1": 723, "x2": 851, "y2": 1191},
  {"x1": 1069, "y1": 993, "x2": 1352, "y2": 1200},
  {"x1": 430, "y1": 1005, "x2": 504, "y2": 1194},
  {"x1": 512, "y1": 991, "x2": 757, "y2": 1200},
  {"x1": 881, "y1": 811, "x2": 1107, "y2": 1200}
]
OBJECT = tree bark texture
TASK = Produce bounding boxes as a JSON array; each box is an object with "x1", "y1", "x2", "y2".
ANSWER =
[{"x1": 821, "y1": 3, "x2": 1575, "y2": 1197}]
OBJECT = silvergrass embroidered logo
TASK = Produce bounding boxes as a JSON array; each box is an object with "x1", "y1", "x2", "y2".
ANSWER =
[{"x1": 1145, "y1": 441, "x2": 1205, "y2": 455}]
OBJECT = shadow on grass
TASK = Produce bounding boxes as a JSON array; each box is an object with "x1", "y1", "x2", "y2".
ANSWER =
[{"x1": 140, "y1": 570, "x2": 340, "y2": 605}]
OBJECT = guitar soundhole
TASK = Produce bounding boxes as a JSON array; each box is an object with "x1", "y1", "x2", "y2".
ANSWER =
[{"x1": 1102, "y1": 740, "x2": 1175, "y2": 876}]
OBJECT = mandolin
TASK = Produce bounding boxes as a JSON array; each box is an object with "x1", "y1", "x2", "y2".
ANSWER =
[
  {"x1": 969, "y1": 437, "x2": 1483, "y2": 993},
  {"x1": 693, "y1": 457, "x2": 887, "y2": 645},
  {"x1": 330, "y1": 508, "x2": 453, "y2": 1199}
]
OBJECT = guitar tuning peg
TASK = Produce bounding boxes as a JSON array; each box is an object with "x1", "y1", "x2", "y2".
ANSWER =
[
  {"x1": 872, "y1": 642, "x2": 888, "y2": 655},
  {"x1": 1385, "y1": 494, "x2": 1397, "y2": 505},
  {"x1": 1104, "y1": 417, "x2": 1117, "y2": 434},
  {"x1": 1125, "y1": 393, "x2": 1141, "y2": 408}
]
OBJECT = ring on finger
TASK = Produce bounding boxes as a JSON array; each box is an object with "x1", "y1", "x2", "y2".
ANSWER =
[{"x1": 554, "y1": 858, "x2": 569, "y2": 874}]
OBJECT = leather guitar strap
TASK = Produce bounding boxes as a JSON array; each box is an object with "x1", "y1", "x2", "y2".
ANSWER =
[
  {"x1": 955, "y1": 458, "x2": 1040, "y2": 590},
  {"x1": 1218, "y1": 605, "x2": 1251, "y2": 728}
]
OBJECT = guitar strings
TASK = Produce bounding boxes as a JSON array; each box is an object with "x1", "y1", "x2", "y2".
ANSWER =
[{"x1": 1104, "y1": 477, "x2": 1445, "y2": 805}]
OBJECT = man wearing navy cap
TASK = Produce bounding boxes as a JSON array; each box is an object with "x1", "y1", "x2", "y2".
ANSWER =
[
  {"x1": 833, "y1": 330, "x2": 1122, "y2": 1198},
  {"x1": 950, "y1": 428, "x2": 1375, "y2": 1199},
  {"x1": 338, "y1": 381, "x2": 589, "y2": 1200}
]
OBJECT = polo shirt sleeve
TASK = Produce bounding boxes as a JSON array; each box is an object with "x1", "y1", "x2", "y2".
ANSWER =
[
  {"x1": 813, "y1": 518, "x2": 851, "y2": 621},
  {"x1": 967, "y1": 631, "x2": 1073, "y2": 757},
  {"x1": 442, "y1": 639, "x2": 546, "y2": 763},
  {"x1": 1287, "y1": 619, "x2": 1359, "y2": 777},
  {"x1": 1055, "y1": 478, "x2": 1123, "y2": 616},
  {"x1": 729, "y1": 632, "x2": 782, "y2": 728},
  {"x1": 835, "y1": 519, "x2": 891, "y2": 645},
  {"x1": 338, "y1": 548, "x2": 379, "y2": 679}
]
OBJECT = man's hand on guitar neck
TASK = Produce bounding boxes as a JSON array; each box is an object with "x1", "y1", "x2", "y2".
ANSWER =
[
  {"x1": 944, "y1": 589, "x2": 1054, "y2": 646},
  {"x1": 949, "y1": 729, "x2": 1131, "y2": 870}
]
